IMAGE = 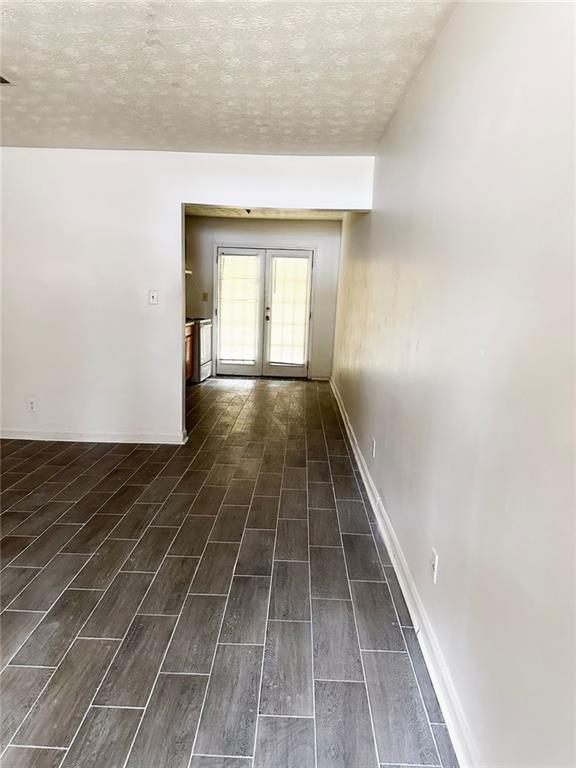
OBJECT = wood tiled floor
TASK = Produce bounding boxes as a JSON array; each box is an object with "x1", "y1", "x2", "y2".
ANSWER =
[{"x1": 0, "y1": 379, "x2": 459, "y2": 768}]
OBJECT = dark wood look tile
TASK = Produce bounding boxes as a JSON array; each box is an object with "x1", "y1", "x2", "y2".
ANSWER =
[
  {"x1": 13, "y1": 638, "x2": 118, "y2": 748},
  {"x1": 70, "y1": 539, "x2": 135, "y2": 589},
  {"x1": 235, "y1": 529, "x2": 275, "y2": 576},
  {"x1": 254, "y1": 715, "x2": 315, "y2": 768},
  {"x1": 282, "y1": 467, "x2": 306, "y2": 489},
  {"x1": 342, "y1": 534, "x2": 384, "y2": 581},
  {"x1": 220, "y1": 576, "x2": 270, "y2": 644},
  {"x1": 285, "y1": 450, "x2": 305, "y2": 468},
  {"x1": 126, "y1": 461, "x2": 165, "y2": 486},
  {"x1": 3, "y1": 389, "x2": 460, "y2": 768},
  {"x1": 279, "y1": 489, "x2": 307, "y2": 519},
  {"x1": 57, "y1": 493, "x2": 111, "y2": 523},
  {"x1": 315, "y1": 680, "x2": 378, "y2": 768},
  {"x1": 122, "y1": 526, "x2": 175, "y2": 571},
  {"x1": 89, "y1": 467, "x2": 134, "y2": 494},
  {"x1": 1, "y1": 490, "x2": 30, "y2": 513},
  {"x1": 260, "y1": 621, "x2": 313, "y2": 717},
  {"x1": 206, "y1": 464, "x2": 236, "y2": 486},
  {"x1": 169, "y1": 516, "x2": 213, "y2": 557},
  {"x1": 235, "y1": 459, "x2": 261, "y2": 480},
  {"x1": 51, "y1": 476, "x2": 98, "y2": 504},
  {"x1": 189, "y1": 542, "x2": 239, "y2": 595},
  {"x1": 363, "y1": 651, "x2": 439, "y2": 766},
  {"x1": 125, "y1": 673, "x2": 207, "y2": 768},
  {"x1": 173, "y1": 470, "x2": 209, "y2": 495},
  {"x1": 0, "y1": 567, "x2": 42, "y2": 609},
  {"x1": 269, "y1": 561, "x2": 310, "y2": 621},
  {"x1": 12, "y1": 484, "x2": 66, "y2": 511},
  {"x1": 162, "y1": 594, "x2": 226, "y2": 674},
  {"x1": 10, "y1": 502, "x2": 73, "y2": 536},
  {"x1": 261, "y1": 453, "x2": 284, "y2": 473},
  {"x1": 151, "y1": 493, "x2": 194, "y2": 526},
  {"x1": 12, "y1": 589, "x2": 102, "y2": 667},
  {"x1": 136, "y1": 476, "x2": 179, "y2": 504},
  {"x1": 138, "y1": 555, "x2": 198, "y2": 615},
  {"x1": 0, "y1": 666, "x2": 53, "y2": 750},
  {"x1": 307, "y1": 483, "x2": 335, "y2": 510},
  {"x1": 0, "y1": 746, "x2": 65, "y2": 767},
  {"x1": 209, "y1": 505, "x2": 248, "y2": 542},
  {"x1": 336, "y1": 499, "x2": 371, "y2": 534},
  {"x1": 307, "y1": 462, "x2": 331, "y2": 482},
  {"x1": 384, "y1": 566, "x2": 413, "y2": 626},
  {"x1": 312, "y1": 599, "x2": 363, "y2": 682},
  {"x1": 247, "y1": 497, "x2": 278, "y2": 529},
  {"x1": 61, "y1": 706, "x2": 141, "y2": 768},
  {"x1": 96, "y1": 484, "x2": 143, "y2": 514},
  {"x1": 190, "y1": 450, "x2": 219, "y2": 471},
  {"x1": 189, "y1": 485, "x2": 227, "y2": 515},
  {"x1": 310, "y1": 547, "x2": 350, "y2": 599},
  {"x1": 309, "y1": 509, "x2": 341, "y2": 546},
  {"x1": 223, "y1": 479, "x2": 256, "y2": 506},
  {"x1": 403, "y1": 627, "x2": 443, "y2": 722},
  {"x1": 190, "y1": 758, "x2": 252, "y2": 768},
  {"x1": 275, "y1": 519, "x2": 308, "y2": 561},
  {"x1": 329, "y1": 455, "x2": 354, "y2": 476},
  {"x1": 332, "y1": 475, "x2": 361, "y2": 500},
  {"x1": 2, "y1": 537, "x2": 37, "y2": 567},
  {"x1": 254, "y1": 473, "x2": 282, "y2": 497},
  {"x1": 95, "y1": 614, "x2": 176, "y2": 707},
  {"x1": 0, "y1": 510, "x2": 32, "y2": 536},
  {"x1": 1, "y1": 611, "x2": 45, "y2": 666},
  {"x1": 194, "y1": 643, "x2": 263, "y2": 757},
  {"x1": 9, "y1": 554, "x2": 89, "y2": 611},
  {"x1": 79, "y1": 572, "x2": 153, "y2": 639},
  {"x1": 61, "y1": 515, "x2": 122, "y2": 554},
  {"x1": 432, "y1": 723, "x2": 459, "y2": 768},
  {"x1": 161, "y1": 457, "x2": 193, "y2": 477},
  {"x1": 110, "y1": 502, "x2": 159, "y2": 539},
  {"x1": 350, "y1": 581, "x2": 405, "y2": 651},
  {"x1": 326, "y1": 439, "x2": 348, "y2": 457},
  {"x1": 306, "y1": 444, "x2": 327, "y2": 462},
  {"x1": 371, "y1": 523, "x2": 391, "y2": 564}
]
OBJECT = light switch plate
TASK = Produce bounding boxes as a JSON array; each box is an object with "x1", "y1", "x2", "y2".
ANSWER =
[{"x1": 148, "y1": 290, "x2": 158, "y2": 305}]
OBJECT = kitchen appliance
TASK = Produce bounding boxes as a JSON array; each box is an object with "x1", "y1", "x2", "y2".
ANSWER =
[{"x1": 185, "y1": 318, "x2": 212, "y2": 383}]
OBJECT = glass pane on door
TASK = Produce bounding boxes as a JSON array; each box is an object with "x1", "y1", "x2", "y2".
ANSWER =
[
  {"x1": 268, "y1": 256, "x2": 310, "y2": 366},
  {"x1": 218, "y1": 253, "x2": 260, "y2": 364}
]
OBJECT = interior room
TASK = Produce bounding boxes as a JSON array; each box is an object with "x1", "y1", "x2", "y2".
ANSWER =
[{"x1": 0, "y1": 3, "x2": 574, "y2": 768}]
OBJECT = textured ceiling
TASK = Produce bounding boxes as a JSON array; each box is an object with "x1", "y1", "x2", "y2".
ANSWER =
[{"x1": 0, "y1": 0, "x2": 453, "y2": 155}]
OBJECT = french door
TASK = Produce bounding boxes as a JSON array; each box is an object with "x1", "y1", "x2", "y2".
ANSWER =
[{"x1": 215, "y1": 247, "x2": 312, "y2": 378}]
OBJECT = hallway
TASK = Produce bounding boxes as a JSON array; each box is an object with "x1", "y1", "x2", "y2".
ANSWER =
[{"x1": 1, "y1": 379, "x2": 457, "y2": 767}]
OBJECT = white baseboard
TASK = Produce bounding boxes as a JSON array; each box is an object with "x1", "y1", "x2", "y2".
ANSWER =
[
  {"x1": 330, "y1": 377, "x2": 478, "y2": 768},
  {"x1": 0, "y1": 428, "x2": 187, "y2": 444}
]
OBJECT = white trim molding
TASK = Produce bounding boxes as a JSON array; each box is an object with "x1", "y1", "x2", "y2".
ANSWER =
[
  {"x1": 330, "y1": 377, "x2": 479, "y2": 768},
  {"x1": 0, "y1": 429, "x2": 187, "y2": 445}
]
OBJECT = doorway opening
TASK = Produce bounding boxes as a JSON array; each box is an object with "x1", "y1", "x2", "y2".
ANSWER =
[{"x1": 215, "y1": 246, "x2": 313, "y2": 378}]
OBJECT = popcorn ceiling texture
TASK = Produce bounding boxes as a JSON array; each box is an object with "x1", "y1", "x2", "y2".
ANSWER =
[{"x1": 1, "y1": 0, "x2": 453, "y2": 154}]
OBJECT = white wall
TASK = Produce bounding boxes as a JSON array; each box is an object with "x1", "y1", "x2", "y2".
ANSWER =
[
  {"x1": 185, "y1": 216, "x2": 342, "y2": 378},
  {"x1": 0, "y1": 148, "x2": 372, "y2": 442},
  {"x1": 332, "y1": 3, "x2": 574, "y2": 767}
]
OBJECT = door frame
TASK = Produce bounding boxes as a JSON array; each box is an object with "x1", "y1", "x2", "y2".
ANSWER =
[
  {"x1": 212, "y1": 242, "x2": 316, "y2": 379},
  {"x1": 214, "y1": 247, "x2": 266, "y2": 377}
]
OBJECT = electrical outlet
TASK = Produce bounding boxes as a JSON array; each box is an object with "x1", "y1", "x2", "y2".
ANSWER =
[
  {"x1": 202, "y1": 291, "x2": 209, "y2": 302},
  {"x1": 431, "y1": 548, "x2": 439, "y2": 584},
  {"x1": 371, "y1": 438, "x2": 376, "y2": 458},
  {"x1": 27, "y1": 397, "x2": 37, "y2": 413}
]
